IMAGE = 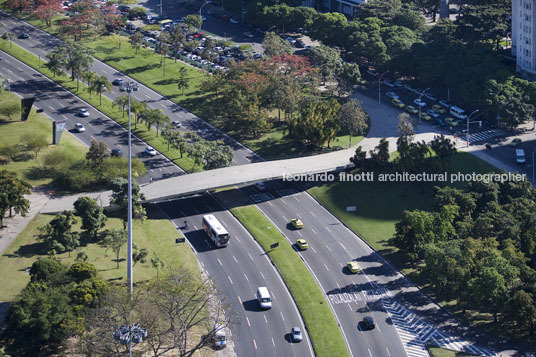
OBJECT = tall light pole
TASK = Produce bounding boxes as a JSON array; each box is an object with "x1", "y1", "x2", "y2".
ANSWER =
[
  {"x1": 532, "y1": 147, "x2": 536, "y2": 185},
  {"x1": 465, "y1": 109, "x2": 480, "y2": 147},
  {"x1": 126, "y1": 82, "x2": 133, "y2": 297},
  {"x1": 377, "y1": 70, "x2": 388, "y2": 104},
  {"x1": 489, "y1": 92, "x2": 500, "y2": 128},
  {"x1": 160, "y1": 0, "x2": 162, "y2": 16},
  {"x1": 418, "y1": 88, "x2": 430, "y2": 124},
  {"x1": 199, "y1": 0, "x2": 211, "y2": 29}
]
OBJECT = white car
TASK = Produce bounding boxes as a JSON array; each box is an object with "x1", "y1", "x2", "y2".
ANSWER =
[
  {"x1": 172, "y1": 120, "x2": 182, "y2": 128},
  {"x1": 75, "y1": 123, "x2": 86, "y2": 132},
  {"x1": 291, "y1": 327, "x2": 303, "y2": 342},
  {"x1": 145, "y1": 146, "x2": 157, "y2": 156},
  {"x1": 229, "y1": 18, "x2": 239, "y2": 24},
  {"x1": 243, "y1": 31, "x2": 254, "y2": 38},
  {"x1": 79, "y1": 108, "x2": 89, "y2": 117},
  {"x1": 386, "y1": 91, "x2": 399, "y2": 99},
  {"x1": 414, "y1": 98, "x2": 427, "y2": 107}
]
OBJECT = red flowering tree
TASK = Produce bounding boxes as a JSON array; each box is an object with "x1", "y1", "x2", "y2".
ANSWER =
[
  {"x1": 34, "y1": 0, "x2": 62, "y2": 27},
  {"x1": 5, "y1": 0, "x2": 33, "y2": 13}
]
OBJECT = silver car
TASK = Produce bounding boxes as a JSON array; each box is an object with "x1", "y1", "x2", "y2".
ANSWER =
[{"x1": 291, "y1": 327, "x2": 302, "y2": 342}]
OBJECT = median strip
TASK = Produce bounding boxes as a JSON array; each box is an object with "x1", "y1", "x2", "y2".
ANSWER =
[
  {"x1": 0, "y1": 38, "x2": 203, "y2": 172},
  {"x1": 231, "y1": 205, "x2": 349, "y2": 357}
]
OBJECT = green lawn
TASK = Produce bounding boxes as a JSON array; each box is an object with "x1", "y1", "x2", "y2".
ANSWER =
[
  {"x1": 231, "y1": 205, "x2": 349, "y2": 357},
  {"x1": 0, "y1": 38, "x2": 204, "y2": 172},
  {"x1": 428, "y1": 346, "x2": 475, "y2": 357},
  {"x1": 0, "y1": 91, "x2": 88, "y2": 186},
  {"x1": 0, "y1": 205, "x2": 196, "y2": 301},
  {"x1": 309, "y1": 152, "x2": 498, "y2": 274}
]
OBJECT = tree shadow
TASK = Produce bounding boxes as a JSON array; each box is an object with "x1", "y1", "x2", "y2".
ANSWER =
[
  {"x1": 154, "y1": 78, "x2": 179, "y2": 85},
  {"x1": 124, "y1": 63, "x2": 160, "y2": 74},
  {"x1": 94, "y1": 45, "x2": 115, "y2": 55},
  {"x1": 13, "y1": 152, "x2": 34, "y2": 162},
  {"x1": 12, "y1": 241, "x2": 48, "y2": 258}
]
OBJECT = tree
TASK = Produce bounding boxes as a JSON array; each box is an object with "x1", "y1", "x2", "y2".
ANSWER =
[
  {"x1": 132, "y1": 244, "x2": 148, "y2": 266},
  {"x1": 157, "y1": 31, "x2": 171, "y2": 77},
  {"x1": 397, "y1": 112, "x2": 415, "y2": 138},
  {"x1": 29, "y1": 258, "x2": 65, "y2": 282},
  {"x1": 368, "y1": 138, "x2": 390, "y2": 171},
  {"x1": 74, "y1": 196, "x2": 107, "y2": 241},
  {"x1": 38, "y1": 211, "x2": 80, "y2": 256},
  {"x1": 1, "y1": 32, "x2": 15, "y2": 48},
  {"x1": 21, "y1": 133, "x2": 48, "y2": 157},
  {"x1": 129, "y1": 31, "x2": 144, "y2": 55},
  {"x1": 262, "y1": 32, "x2": 293, "y2": 57},
  {"x1": 140, "y1": 108, "x2": 161, "y2": 131},
  {"x1": 468, "y1": 266, "x2": 509, "y2": 323},
  {"x1": 153, "y1": 111, "x2": 170, "y2": 137},
  {"x1": 177, "y1": 67, "x2": 189, "y2": 95},
  {"x1": 150, "y1": 254, "x2": 165, "y2": 279},
  {"x1": 112, "y1": 95, "x2": 129, "y2": 117},
  {"x1": 339, "y1": 99, "x2": 368, "y2": 148},
  {"x1": 64, "y1": 42, "x2": 95, "y2": 91},
  {"x1": 394, "y1": 209, "x2": 436, "y2": 263},
  {"x1": 350, "y1": 146, "x2": 367, "y2": 169},
  {"x1": 0, "y1": 101, "x2": 21, "y2": 120},
  {"x1": 289, "y1": 98, "x2": 341, "y2": 148},
  {"x1": 204, "y1": 142, "x2": 234, "y2": 170},
  {"x1": 81, "y1": 71, "x2": 96, "y2": 98},
  {"x1": 91, "y1": 75, "x2": 111, "y2": 105},
  {"x1": 429, "y1": 135, "x2": 456, "y2": 171},
  {"x1": 100, "y1": 229, "x2": 127, "y2": 269},
  {"x1": 511, "y1": 290, "x2": 536, "y2": 335},
  {"x1": 68, "y1": 261, "x2": 97, "y2": 282},
  {"x1": 338, "y1": 62, "x2": 361, "y2": 94},
  {"x1": 109, "y1": 177, "x2": 146, "y2": 230},
  {"x1": 184, "y1": 14, "x2": 202, "y2": 30},
  {"x1": 86, "y1": 139, "x2": 110, "y2": 169},
  {"x1": 34, "y1": 0, "x2": 62, "y2": 27},
  {"x1": 307, "y1": 45, "x2": 342, "y2": 84},
  {"x1": 130, "y1": 100, "x2": 146, "y2": 129},
  {"x1": 170, "y1": 25, "x2": 186, "y2": 61},
  {"x1": 0, "y1": 170, "x2": 31, "y2": 227}
]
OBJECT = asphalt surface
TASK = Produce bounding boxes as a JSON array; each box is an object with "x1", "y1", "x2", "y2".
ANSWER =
[
  {"x1": 239, "y1": 181, "x2": 407, "y2": 357},
  {"x1": 0, "y1": 50, "x2": 182, "y2": 184},
  {"x1": 157, "y1": 194, "x2": 314, "y2": 357},
  {"x1": 0, "y1": 10, "x2": 262, "y2": 167}
]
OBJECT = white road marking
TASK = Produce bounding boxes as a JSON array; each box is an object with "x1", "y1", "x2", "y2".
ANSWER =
[
  {"x1": 326, "y1": 245, "x2": 332, "y2": 252},
  {"x1": 227, "y1": 276, "x2": 233, "y2": 284},
  {"x1": 264, "y1": 315, "x2": 268, "y2": 324},
  {"x1": 232, "y1": 255, "x2": 238, "y2": 263},
  {"x1": 145, "y1": 94, "x2": 151, "y2": 99},
  {"x1": 336, "y1": 283, "x2": 341, "y2": 289},
  {"x1": 217, "y1": 258, "x2": 223, "y2": 266},
  {"x1": 193, "y1": 207, "x2": 199, "y2": 214},
  {"x1": 248, "y1": 253, "x2": 254, "y2": 261},
  {"x1": 311, "y1": 228, "x2": 317, "y2": 235},
  {"x1": 311, "y1": 246, "x2": 318, "y2": 254},
  {"x1": 310, "y1": 211, "x2": 316, "y2": 217},
  {"x1": 386, "y1": 347, "x2": 391, "y2": 356},
  {"x1": 280, "y1": 198, "x2": 287, "y2": 205},
  {"x1": 368, "y1": 348, "x2": 372, "y2": 357},
  {"x1": 48, "y1": 105, "x2": 54, "y2": 111},
  {"x1": 243, "y1": 273, "x2": 249, "y2": 282},
  {"x1": 234, "y1": 235, "x2": 241, "y2": 242},
  {"x1": 294, "y1": 196, "x2": 300, "y2": 202},
  {"x1": 340, "y1": 242, "x2": 346, "y2": 250},
  {"x1": 326, "y1": 226, "x2": 332, "y2": 233},
  {"x1": 253, "y1": 339, "x2": 257, "y2": 349},
  {"x1": 260, "y1": 271, "x2": 265, "y2": 280},
  {"x1": 237, "y1": 295, "x2": 242, "y2": 304},
  {"x1": 280, "y1": 311, "x2": 285, "y2": 321},
  {"x1": 297, "y1": 231, "x2": 302, "y2": 237},
  {"x1": 267, "y1": 201, "x2": 273, "y2": 206},
  {"x1": 246, "y1": 317, "x2": 251, "y2": 327},
  {"x1": 282, "y1": 215, "x2": 287, "y2": 221},
  {"x1": 324, "y1": 264, "x2": 330, "y2": 271},
  {"x1": 271, "y1": 337, "x2": 275, "y2": 347}
]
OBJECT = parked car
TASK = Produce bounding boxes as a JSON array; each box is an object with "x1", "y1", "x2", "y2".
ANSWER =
[
  {"x1": 406, "y1": 105, "x2": 418, "y2": 115},
  {"x1": 229, "y1": 17, "x2": 239, "y2": 24},
  {"x1": 383, "y1": 80, "x2": 395, "y2": 88},
  {"x1": 432, "y1": 104, "x2": 446, "y2": 114},
  {"x1": 255, "y1": 182, "x2": 266, "y2": 191},
  {"x1": 366, "y1": 69, "x2": 377, "y2": 77},
  {"x1": 112, "y1": 78, "x2": 124, "y2": 85},
  {"x1": 295, "y1": 39, "x2": 306, "y2": 48},
  {"x1": 18, "y1": 32, "x2": 30, "y2": 39},
  {"x1": 291, "y1": 327, "x2": 303, "y2": 342},
  {"x1": 509, "y1": 138, "x2": 522, "y2": 147},
  {"x1": 435, "y1": 118, "x2": 446, "y2": 126},
  {"x1": 145, "y1": 146, "x2": 157, "y2": 156},
  {"x1": 172, "y1": 120, "x2": 182, "y2": 128},
  {"x1": 111, "y1": 148, "x2": 123, "y2": 157},
  {"x1": 424, "y1": 93, "x2": 438, "y2": 102},
  {"x1": 243, "y1": 31, "x2": 254, "y2": 38},
  {"x1": 445, "y1": 117, "x2": 459, "y2": 127},
  {"x1": 420, "y1": 112, "x2": 432, "y2": 121},
  {"x1": 386, "y1": 91, "x2": 399, "y2": 99},
  {"x1": 75, "y1": 123, "x2": 86, "y2": 132},
  {"x1": 392, "y1": 98, "x2": 405, "y2": 109},
  {"x1": 414, "y1": 98, "x2": 427, "y2": 107},
  {"x1": 393, "y1": 80, "x2": 403, "y2": 87},
  {"x1": 426, "y1": 109, "x2": 440, "y2": 118},
  {"x1": 78, "y1": 108, "x2": 90, "y2": 117},
  {"x1": 362, "y1": 316, "x2": 375, "y2": 330},
  {"x1": 439, "y1": 99, "x2": 451, "y2": 108},
  {"x1": 285, "y1": 36, "x2": 296, "y2": 44}
]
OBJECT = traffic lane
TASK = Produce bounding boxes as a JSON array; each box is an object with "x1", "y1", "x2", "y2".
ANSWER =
[
  {"x1": 0, "y1": 50, "x2": 182, "y2": 182},
  {"x1": 0, "y1": 11, "x2": 263, "y2": 166},
  {"x1": 248, "y1": 181, "x2": 406, "y2": 357},
  {"x1": 483, "y1": 137, "x2": 536, "y2": 179},
  {"x1": 157, "y1": 195, "x2": 311, "y2": 357}
]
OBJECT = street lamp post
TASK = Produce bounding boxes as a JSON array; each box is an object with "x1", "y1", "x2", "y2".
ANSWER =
[
  {"x1": 489, "y1": 92, "x2": 500, "y2": 128},
  {"x1": 199, "y1": 1, "x2": 211, "y2": 29},
  {"x1": 532, "y1": 147, "x2": 536, "y2": 184},
  {"x1": 114, "y1": 323, "x2": 148, "y2": 357},
  {"x1": 418, "y1": 88, "x2": 430, "y2": 124},
  {"x1": 465, "y1": 109, "x2": 480, "y2": 147},
  {"x1": 267, "y1": 25, "x2": 276, "y2": 33},
  {"x1": 377, "y1": 70, "x2": 389, "y2": 104},
  {"x1": 126, "y1": 82, "x2": 133, "y2": 297}
]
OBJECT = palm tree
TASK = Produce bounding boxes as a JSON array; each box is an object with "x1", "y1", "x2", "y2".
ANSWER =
[
  {"x1": 177, "y1": 68, "x2": 189, "y2": 95},
  {"x1": 82, "y1": 71, "x2": 96, "y2": 98},
  {"x1": 91, "y1": 76, "x2": 111, "y2": 106},
  {"x1": 139, "y1": 108, "x2": 160, "y2": 131},
  {"x1": 113, "y1": 95, "x2": 129, "y2": 117},
  {"x1": 131, "y1": 100, "x2": 147, "y2": 129},
  {"x1": 153, "y1": 112, "x2": 170, "y2": 137}
]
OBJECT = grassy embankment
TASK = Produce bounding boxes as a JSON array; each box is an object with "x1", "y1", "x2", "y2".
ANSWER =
[{"x1": 231, "y1": 205, "x2": 349, "y2": 357}]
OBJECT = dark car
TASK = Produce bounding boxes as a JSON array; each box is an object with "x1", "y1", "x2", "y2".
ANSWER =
[
  {"x1": 295, "y1": 39, "x2": 306, "y2": 48},
  {"x1": 363, "y1": 316, "x2": 375, "y2": 330},
  {"x1": 18, "y1": 32, "x2": 30, "y2": 39},
  {"x1": 112, "y1": 78, "x2": 124, "y2": 86},
  {"x1": 111, "y1": 148, "x2": 123, "y2": 157}
]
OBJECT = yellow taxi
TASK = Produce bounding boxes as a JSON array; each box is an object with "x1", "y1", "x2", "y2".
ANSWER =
[
  {"x1": 291, "y1": 218, "x2": 304, "y2": 229},
  {"x1": 296, "y1": 239, "x2": 309, "y2": 250},
  {"x1": 419, "y1": 112, "x2": 432, "y2": 121},
  {"x1": 347, "y1": 261, "x2": 361, "y2": 274},
  {"x1": 432, "y1": 104, "x2": 446, "y2": 114},
  {"x1": 391, "y1": 98, "x2": 405, "y2": 109},
  {"x1": 445, "y1": 117, "x2": 458, "y2": 127},
  {"x1": 405, "y1": 105, "x2": 418, "y2": 115}
]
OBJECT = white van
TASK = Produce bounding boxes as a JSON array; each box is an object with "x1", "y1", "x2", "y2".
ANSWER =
[
  {"x1": 516, "y1": 149, "x2": 526, "y2": 164},
  {"x1": 450, "y1": 106, "x2": 468, "y2": 120},
  {"x1": 257, "y1": 287, "x2": 272, "y2": 309}
]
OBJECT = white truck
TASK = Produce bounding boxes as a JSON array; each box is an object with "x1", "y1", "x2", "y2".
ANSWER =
[{"x1": 213, "y1": 323, "x2": 227, "y2": 349}]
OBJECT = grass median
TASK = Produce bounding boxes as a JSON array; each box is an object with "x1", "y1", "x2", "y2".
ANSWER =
[
  {"x1": 231, "y1": 205, "x2": 349, "y2": 357},
  {"x1": 0, "y1": 38, "x2": 203, "y2": 172}
]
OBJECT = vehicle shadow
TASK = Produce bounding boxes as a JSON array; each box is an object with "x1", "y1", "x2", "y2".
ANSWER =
[{"x1": 242, "y1": 299, "x2": 261, "y2": 312}]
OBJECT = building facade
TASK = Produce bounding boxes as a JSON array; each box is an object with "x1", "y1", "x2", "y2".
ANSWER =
[{"x1": 512, "y1": 0, "x2": 536, "y2": 79}]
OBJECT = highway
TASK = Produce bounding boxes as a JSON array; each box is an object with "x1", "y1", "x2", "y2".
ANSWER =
[
  {"x1": 157, "y1": 194, "x2": 313, "y2": 357},
  {"x1": 0, "y1": 10, "x2": 262, "y2": 167},
  {"x1": 0, "y1": 50, "x2": 182, "y2": 183},
  {"x1": 239, "y1": 181, "x2": 410, "y2": 357}
]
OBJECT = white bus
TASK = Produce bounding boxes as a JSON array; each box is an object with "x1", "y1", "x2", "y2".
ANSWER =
[
  {"x1": 449, "y1": 105, "x2": 468, "y2": 120},
  {"x1": 202, "y1": 214, "x2": 230, "y2": 247}
]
